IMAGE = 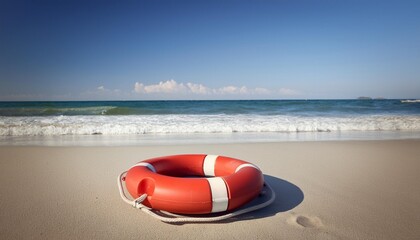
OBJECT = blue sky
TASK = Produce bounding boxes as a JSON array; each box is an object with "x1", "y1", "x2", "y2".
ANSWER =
[{"x1": 0, "y1": 0, "x2": 419, "y2": 100}]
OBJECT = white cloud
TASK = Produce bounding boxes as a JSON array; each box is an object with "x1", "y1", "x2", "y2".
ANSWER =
[
  {"x1": 134, "y1": 82, "x2": 145, "y2": 93},
  {"x1": 239, "y1": 86, "x2": 249, "y2": 94},
  {"x1": 218, "y1": 85, "x2": 239, "y2": 94},
  {"x1": 186, "y1": 82, "x2": 211, "y2": 94},
  {"x1": 97, "y1": 86, "x2": 106, "y2": 91},
  {"x1": 134, "y1": 80, "x2": 187, "y2": 93},
  {"x1": 216, "y1": 85, "x2": 272, "y2": 95},
  {"x1": 145, "y1": 79, "x2": 186, "y2": 93},
  {"x1": 133, "y1": 80, "x2": 299, "y2": 99}
]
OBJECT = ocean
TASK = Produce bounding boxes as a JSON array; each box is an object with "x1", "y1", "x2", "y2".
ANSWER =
[{"x1": 1, "y1": 99, "x2": 419, "y2": 145}]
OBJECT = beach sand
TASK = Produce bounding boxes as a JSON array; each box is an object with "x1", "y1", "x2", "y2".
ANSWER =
[{"x1": 1, "y1": 140, "x2": 419, "y2": 239}]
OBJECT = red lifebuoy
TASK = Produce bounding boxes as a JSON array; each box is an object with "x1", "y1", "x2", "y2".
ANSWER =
[{"x1": 124, "y1": 154, "x2": 264, "y2": 214}]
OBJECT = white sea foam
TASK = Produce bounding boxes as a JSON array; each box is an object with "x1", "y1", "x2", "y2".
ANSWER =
[
  {"x1": 1, "y1": 114, "x2": 419, "y2": 136},
  {"x1": 401, "y1": 100, "x2": 420, "y2": 103}
]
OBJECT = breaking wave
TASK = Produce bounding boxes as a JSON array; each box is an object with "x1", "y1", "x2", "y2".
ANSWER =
[{"x1": 1, "y1": 114, "x2": 419, "y2": 136}]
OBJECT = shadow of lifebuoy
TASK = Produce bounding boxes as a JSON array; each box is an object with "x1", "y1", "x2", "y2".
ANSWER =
[
  {"x1": 167, "y1": 174, "x2": 304, "y2": 224},
  {"x1": 220, "y1": 174, "x2": 304, "y2": 223}
]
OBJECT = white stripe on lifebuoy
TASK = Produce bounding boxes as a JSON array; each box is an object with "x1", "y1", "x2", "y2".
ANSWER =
[
  {"x1": 203, "y1": 155, "x2": 218, "y2": 177},
  {"x1": 206, "y1": 177, "x2": 229, "y2": 213},
  {"x1": 235, "y1": 163, "x2": 260, "y2": 173},
  {"x1": 133, "y1": 162, "x2": 156, "y2": 173}
]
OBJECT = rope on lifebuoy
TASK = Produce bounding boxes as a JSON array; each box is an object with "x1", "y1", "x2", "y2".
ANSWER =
[{"x1": 117, "y1": 171, "x2": 276, "y2": 223}]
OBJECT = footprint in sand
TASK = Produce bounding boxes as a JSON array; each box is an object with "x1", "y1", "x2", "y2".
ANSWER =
[{"x1": 288, "y1": 213, "x2": 323, "y2": 228}]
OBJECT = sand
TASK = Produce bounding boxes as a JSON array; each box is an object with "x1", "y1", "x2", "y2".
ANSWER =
[{"x1": 0, "y1": 140, "x2": 419, "y2": 239}]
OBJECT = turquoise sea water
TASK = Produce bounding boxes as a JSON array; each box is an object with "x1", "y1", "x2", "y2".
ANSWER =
[
  {"x1": 0, "y1": 100, "x2": 419, "y2": 145},
  {"x1": 1, "y1": 99, "x2": 420, "y2": 116}
]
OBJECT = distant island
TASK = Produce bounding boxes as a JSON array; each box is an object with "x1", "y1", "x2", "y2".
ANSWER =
[{"x1": 357, "y1": 97, "x2": 387, "y2": 100}]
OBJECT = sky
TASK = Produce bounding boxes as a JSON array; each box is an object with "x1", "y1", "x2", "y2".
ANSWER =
[{"x1": 0, "y1": 0, "x2": 419, "y2": 100}]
